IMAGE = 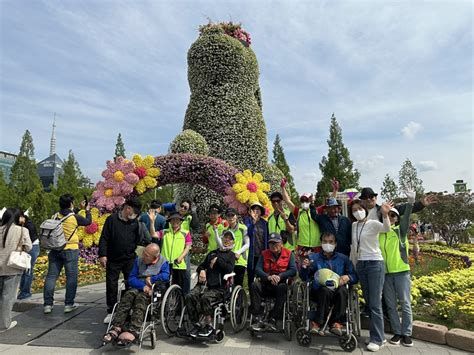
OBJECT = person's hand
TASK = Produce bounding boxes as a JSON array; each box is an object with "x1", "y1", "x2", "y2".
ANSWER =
[
  {"x1": 199, "y1": 270, "x2": 207, "y2": 284},
  {"x1": 80, "y1": 200, "x2": 87, "y2": 209},
  {"x1": 176, "y1": 256, "x2": 183, "y2": 265},
  {"x1": 145, "y1": 277, "x2": 152, "y2": 287},
  {"x1": 381, "y1": 201, "x2": 394, "y2": 216},
  {"x1": 280, "y1": 178, "x2": 287, "y2": 188},
  {"x1": 404, "y1": 190, "x2": 416, "y2": 204},
  {"x1": 302, "y1": 258, "x2": 311, "y2": 269},
  {"x1": 273, "y1": 275, "x2": 281, "y2": 285},
  {"x1": 234, "y1": 253, "x2": 241, "y2": 260},
  {"x1": 339, "y1": 275, "x2": 350, "y2": 286},
  {"x1": 331, "y1": 178, "x2": 340, "y2": 192},
  {"x1": 210, "y1": 257, "x2": 218, "y2": 269},
  {"x1": 421, "y1": 194, "x2": 438, "y2": 207},
  {"x1": 99, "y1": 256, "x2": 107, "y2": 268},
  {"x1": 143, "y1": 285, "x2": 152, "y2": 296},
  {"x1": 148, "y1": 209, "x2": 156, "y2": 221}
]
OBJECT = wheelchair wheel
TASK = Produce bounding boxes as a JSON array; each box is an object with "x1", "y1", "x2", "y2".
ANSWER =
[
  {"x1": 161, "y1": 284, "x2": 184, "y2": 336},
  {"x1": 293, "y1": 282, "x2": 307, "y2": 328},
  {"x1": 352, "y1": 292, "x2": 361, "y2": 337},
  {"x1": 215, "y1": 329, "x2": 225, "y2": 344},
  {"x1": 339, "y1": 333, "x2": 357, "y2": 352},
  {"x1": 296, "y1": 327, "x2": 311, "y2": 346},
  {"x1": 284, "y1": 320, "x2": 293, "y2": 341},
  {"x1": 230, "y1": 285, "x2": 248, "y2": 332}
]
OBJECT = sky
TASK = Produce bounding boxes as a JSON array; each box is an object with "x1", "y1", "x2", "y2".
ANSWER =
[{"x1": 1, "y1": 0, "x2": 472, "y2": 196}]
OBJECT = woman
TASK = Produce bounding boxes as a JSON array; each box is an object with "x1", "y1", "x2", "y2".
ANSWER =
[
  {"x1": 17, "y1": 211, "x2": 40, "y2": 300},
  {"x1": 244, "y1": 202, "x2": 268, "y2": 287},
  {"x1": 0, "y1": 208, "x2": 32, "y2": 332},
  {"x1": 350, "y1": 199, "x2": 392, "y2": 352}
]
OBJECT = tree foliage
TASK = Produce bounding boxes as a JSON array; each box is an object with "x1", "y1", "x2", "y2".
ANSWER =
[
  {"x1": 272, "y1": 134, "x2": 298, "y2": 203},
  {"x1": 316, "y1": 114, "x2": 360, "y2": 203},
  {"x1": 419, "y1": 193, "x2": 474, "y2": 246},
  {"x1": 114, "y1": 133, "x2": 126, "y2": 160},
  {"x1": 380, "y1": 174, "x2": 399, "y2": 201},
  {"x1": 0, "y1": 170, "x2": 11, "y2": 208},
  {"x1": 399, "y1": 158, "x2": 424, "y2": 197}
]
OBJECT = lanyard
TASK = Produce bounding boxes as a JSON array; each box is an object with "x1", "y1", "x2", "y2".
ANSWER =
[{"x1": 356, "y1": 221, "x2": 367, "y2": 254}]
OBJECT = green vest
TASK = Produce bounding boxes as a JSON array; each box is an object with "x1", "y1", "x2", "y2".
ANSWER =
[
  {"x1": 161, "y1": 228, "x2": 188, "y2": 270},
  {"x1": 297, "y1": 209, "x2": 321, "y2": 248},
  {"x1": 379, "y1": 225, "x2": 410, "y2": 274},
  {"x1": 181, "y1": 215, "x2": 192, "y2": 232},
  {"x1": 206, "y1": 222, "x2": 225, "y2": 253},
  {"x1": 268, "y1": 211, "x2": 295, "y2": 251},
  {"x1": 226, "y1": 223, "x2": 247, "y2": 267}
]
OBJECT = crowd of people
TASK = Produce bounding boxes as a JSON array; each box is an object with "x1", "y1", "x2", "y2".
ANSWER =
[{"x1": 0, "y1": 181, "x2": 438, "y2": 352}]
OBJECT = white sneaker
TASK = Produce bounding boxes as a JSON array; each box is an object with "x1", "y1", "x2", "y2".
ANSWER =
[
  {"x1": 367, "y1": 341, "x2": 386, "y2": 352},
  {"x1": 0, "y1": 321, "x2": 17, "y2": 333},
  {"x1": 64, "y1": 304, "x2": 79, "y2": 313},
  {"x1": 103, "y1": 313, "x2": 113, "y2": 324},
  {"x1": 365, "y1": 338, "x2": 387, "y2": 345},
  {"x1": 43, "y1": 305, "x2": 53, "y2": 314}
]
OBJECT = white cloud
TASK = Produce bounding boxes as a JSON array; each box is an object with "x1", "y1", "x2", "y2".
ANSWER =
[
  {"x1": 418, "y1": 160, "x2": 438, "y2": 172},
  {"x1": 401, "y1": 121, "x2": 423, "y2": 140},
  {"x1": 355, "y1": 155, "x2": 385, "y2": 174}
]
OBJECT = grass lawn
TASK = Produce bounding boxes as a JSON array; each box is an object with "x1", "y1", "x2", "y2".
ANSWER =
[{"x1": 411, "y1": 255, "x2": 450, "y2": 278}]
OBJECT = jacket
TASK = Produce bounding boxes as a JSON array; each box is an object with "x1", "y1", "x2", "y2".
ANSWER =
[
  {"x1": 299, "y1": 251, "x2": 358, "y2": 290},
  {"x1": 244, "y1": 217, "x2": 269, "y2": 270},
  {"x1": 0, "y1": 225, "x2": 32, "y2": 275},
  {"x1": 128, "y1": 255, "x2": 170, "y2": 291},
  {"x1": 197, "y1": 249, "x2": 235, "y2": 289},
  {"x1": 255, "y1": 249, "x2": 296, "y2": 282}
]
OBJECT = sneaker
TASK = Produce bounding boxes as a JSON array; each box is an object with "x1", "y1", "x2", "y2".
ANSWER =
[
  {"x1": 265, "y1": 318, "x2": 277, "y2": 332},
  {"x1": 64, "y1": 304, "x2": 79, "y2": 313},
  {"x1": 367, "y1": 342, "x2": 383, "y2": 352},
  {"x1": 330, "y1": 322, "x2": 343, "y2": 336},
  {"x1": 43, "y1": 305, "x2": 53, "y2": 314},
  {"x1": 103, "y1": 313, "x2": 113, "y2": 324},
  {"x1": 17, "y1": 293, "x2": 31, "y2": 300},
  {"x1": 310, "y1": 321, "x2": 321, "y2": 334},
  {"x1": 389, "y1": 334, "x2": 402, "y2": 345},
  {"x1": 0, "y1": 321, "x2": 17, "y2": 333},
  {"x1": 402, "y1": 335, "x2": 413, "y2": 347},
  {"x1": 251, "y1": 315, "x2": 264, "y2": 331},
  {"x1": 190, "y1": 323, "x2": 202, "y2": 337},
  {"x1": 197, "y1": 325, "x2": 213, "y2": 337},
  {"x1": 365, "y1": 338, "x2": 387, "y2": 345}
]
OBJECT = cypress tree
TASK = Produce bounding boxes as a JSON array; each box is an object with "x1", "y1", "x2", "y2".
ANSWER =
[
  {"x1": 399, "y1": 158, "x2": 424, "y2": 197},
  {"x1": 114, "y1": 133, "x2": 126, "y2": 160},
  {"x1": 380, "y1": 173, "x2": 399, "y2": 201},
  {"x1": 272, "y1": 134, "x2": 298, "y2": 202}
]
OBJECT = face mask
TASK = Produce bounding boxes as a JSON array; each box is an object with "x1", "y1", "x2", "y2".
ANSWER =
[
  {"x1": 301, "y1": 202, "x2": 310, "y2": 210},
  {"x1": 129, "y1": 213, "x2": 138, "y2": 220},
  {"x1": 353, "y1": 210, "x2": 366, "y2": 221},
  {"x1": 322, "y1": 243, "x2": 336, "y2": 253}
]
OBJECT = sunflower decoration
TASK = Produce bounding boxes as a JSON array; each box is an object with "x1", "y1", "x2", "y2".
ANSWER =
[
  {"x1": 132, "y1": 154, "x2": 160, "y2": 194},
  {"x1": 77, "y1": 208, "x2": 110, "y2": 248},
  {"x1": 232, "y1": 169, "x2": 271, "y2": 207}
]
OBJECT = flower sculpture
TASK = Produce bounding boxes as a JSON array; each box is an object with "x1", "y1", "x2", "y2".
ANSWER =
[
  {"x1": 92, "y1": 156, "x2": 139, "y2": 211},
  {"x1": 232, "y1": 170, "x2": 271, "y2": 207},
  {"x1": 76, "y1": 208, "x2": 110, "y2": 248},
  {"x1": 223, "y1": 187, "x2": 248, "y2": 215},
  {"x1": 132, "y1": 154, "x2": 160, "y2": 194}
]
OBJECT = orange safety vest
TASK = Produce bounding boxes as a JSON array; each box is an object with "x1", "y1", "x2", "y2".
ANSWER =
[{"x1": 262, "y1": 248, "x2": 291, "y2": 275}]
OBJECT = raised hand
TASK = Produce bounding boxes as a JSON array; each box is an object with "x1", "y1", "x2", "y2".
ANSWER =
[
  {"x1": 381, "y1": 201, "x2": 394, "y2": 216},
  {"x1": 280, "y1": 178, "x2": 287, "y2": 188},
  {"x1": 421, "y1": 194, "x2": 439, "y2": 206},
  {"x1": 404, "y1": 190, "x2": 416, "y2": 204},
  {"x1": 331, "y1": 178, "x2": 340, "y2": 192}
]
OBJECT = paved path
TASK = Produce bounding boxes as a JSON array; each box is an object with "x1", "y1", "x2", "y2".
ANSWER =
[{"x1": 0, "y1": 282, "x2": 469, "y2": 354}]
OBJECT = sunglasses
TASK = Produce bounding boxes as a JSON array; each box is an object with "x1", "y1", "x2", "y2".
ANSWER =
[
  {"x1": 226, "y1": 213, "x2": 236, "y2": 218},
  {"x1": 271, "y1": 199, "x2": 281, "y2": 203}
]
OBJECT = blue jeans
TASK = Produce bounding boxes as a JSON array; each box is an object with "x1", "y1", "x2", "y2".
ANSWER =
[
  {"x1": 18, "y1": 244, "x2": 40, "y2": 299},
  {"x1": 43, "y1": 249, "x2": 79, "y2": 306},
  {"x1": 383, "y1": 272, "x2": 412, "y2": 336},
  {"x1": 357, "y1": 260, "x2": 385, "y2": 345}
]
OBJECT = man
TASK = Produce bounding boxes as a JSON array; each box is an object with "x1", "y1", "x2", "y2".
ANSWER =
[
  {"x1": 43, "y1": 194, "x2": 91, "y2": 314},
  {"x1": 250, "y1": 233, "x2": 296, "y2": 331},
  {"x1": 310, "y1": 197, "x2": 352, "y2": 256},
  {"x1": 186, "y1": 230, "x2": 236, "y2": 338},
  {"x1": 299, "y1": 232, "x2": 358, "y2": 335},
  {"x1": 201, "y1": 204, "x2": 227, "y2": 253},
  {"x1": 177, "y1": 199, "x2": 198, "y2": 295},
  {"x1": 102, "y1": 243, "x2": 170, "y2": 346},
  {"x1": 99, "y1": 198, "x2": 151, "y2": 323},
  {"x1": 139, "y1": 200, "x2": 166, "y2": 246},
  {"x1": 267, "y1": 192, "x2": 296, "y2": 251},
  {"x1": 359, "y1": 187, "x2": 437, "y2": 222},
  {"x1": 158, "y1": 212, "x2": 192, "y2": 292}
]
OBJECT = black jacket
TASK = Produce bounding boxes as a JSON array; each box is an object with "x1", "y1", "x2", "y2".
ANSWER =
[
  {"x1": 197, "y1": 249, "x2": 235, "y2": 289},
  {"x1": 376, "y1": 202, "x2": 424, "y2": 222}
]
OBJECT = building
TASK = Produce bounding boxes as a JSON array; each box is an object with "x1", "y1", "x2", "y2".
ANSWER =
[
  {"x1": 37, "y1": 117, "x2": 64, "y2": 191},
  {"x1": 453, "y1": 179, "x2": 469, "y2": 193},
  {"x1": 0, "y1": 151, "x2": 17, "y2": 183}
]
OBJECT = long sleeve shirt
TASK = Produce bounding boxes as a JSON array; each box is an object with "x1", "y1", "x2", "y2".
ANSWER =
[
  {"x1": 128, "y1": 256, "x2": 170, "y2": 291},
  {"x1": 255, "y1": 252, "x2": 297, "y2": 282},
  {"x1": 351, "y1": 217, "x2": 391, "y2": 261}
]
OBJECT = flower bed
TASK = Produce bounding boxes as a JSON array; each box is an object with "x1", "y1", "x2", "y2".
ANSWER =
[{"x1": 419, "y1": 243, "x2": 473, "y2": 268}]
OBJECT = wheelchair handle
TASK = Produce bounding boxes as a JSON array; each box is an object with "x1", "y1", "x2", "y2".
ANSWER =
[{"x1": 223, "y1": 272, "x2": 236, "y2": 281}]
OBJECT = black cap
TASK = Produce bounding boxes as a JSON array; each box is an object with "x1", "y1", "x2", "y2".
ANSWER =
[
  {"x1": 270, "y1": 192, "x2": 283, "y2": 201},
  {"x1": 225, "y1": 207, "x2": 238, "y2": 216},
  {"x1": 167, "y1": 212, "x2": 184, "y2": 221},
  {"x1": 268, "y1": 233, "x2": 283, "y2": 243},
  {"x1": 360, "y1": 187, "x2": 378, "y2": 200},
  {"x1": 125, "y1": 198, "x2": 142, "y2": 215},
  {"x1": 209, "y1": 204, "x2": 220, "y2": 214}
]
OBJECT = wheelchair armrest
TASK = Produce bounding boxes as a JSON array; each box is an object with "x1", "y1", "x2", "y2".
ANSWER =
[{"x1": 223, "y1": 272, "x2": 236, "y2": 281}]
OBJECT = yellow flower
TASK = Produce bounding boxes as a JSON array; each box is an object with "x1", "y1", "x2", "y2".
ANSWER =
[
  {"x1": 232, "y1": 169, "x2": 271, "y2": 207},
  {"x1": 77, "y1": 208, "x2": 110, "y2": 248},
  {"x1": 113, "y1": 171, "x2": 124, "y2": 182},
  {"x1": 104, "y1": 189, "x2": 113, "y2": 197},
  {"x1": 132, "y1": 154, "x2": 161, "y2": 194}
]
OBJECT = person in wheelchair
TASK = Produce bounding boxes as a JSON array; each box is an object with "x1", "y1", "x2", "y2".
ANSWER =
[
  {"x1": 300, "y1": 232, "x2": 357, "y2": 336},
  {"x1": 185, "y1": 230, "x2": 236, "y2": 338},
  {"x1": 102, "y1": 243, "x2": 170, "y2": 346},
  {"x1": 250, "y1": 233, "x2": 297, "y2": 331}
]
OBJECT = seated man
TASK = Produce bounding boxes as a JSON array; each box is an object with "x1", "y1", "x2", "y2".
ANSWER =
[
  {"x1": 185, "y1": 230, "x2": 236, "y2": 338},
  {"x1": 102, "y1": 243, "x2": 170, "y2": 346},
  {"x1": 250, "y1": 233, "x2": 297, "y2": 331},
  {"x1": 299, "y1": 232, "x2": 358, "y2": 336}
]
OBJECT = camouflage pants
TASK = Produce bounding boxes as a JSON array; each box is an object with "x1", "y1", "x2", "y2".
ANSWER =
[
  {"x1": 185, "y1": 284, "x2": 225, "y2": 323},
  {"x1": 112, "y1": 288, "x2": 150, "y2": 334}
]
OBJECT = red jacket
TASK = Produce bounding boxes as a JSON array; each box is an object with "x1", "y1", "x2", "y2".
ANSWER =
[{"x1": 262, "y1": 248, "x2": 291, "y2": 275}]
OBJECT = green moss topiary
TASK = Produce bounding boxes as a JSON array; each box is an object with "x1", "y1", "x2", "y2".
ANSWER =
[{"x1": 169, "y1": 129, "x2": 209, "y2": 155}]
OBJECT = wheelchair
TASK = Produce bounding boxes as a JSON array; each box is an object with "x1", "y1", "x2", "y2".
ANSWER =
[
  {"x1": 104, "y1": 280, "x2": 179, "y2": 349},
  {"x1": 167, "y1": 272, "x2": 248, "y2": 343},
  {"x1": 248, "y1": 278, "x2": 295, "y2": 341},
  {"x1": 294, "y1": 281, "x2": 361, "y2": 352}
]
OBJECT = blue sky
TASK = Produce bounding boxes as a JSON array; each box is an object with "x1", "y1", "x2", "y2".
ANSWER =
[{"x1": 1, "y1": 0, "x2": 472, "y2": 196}]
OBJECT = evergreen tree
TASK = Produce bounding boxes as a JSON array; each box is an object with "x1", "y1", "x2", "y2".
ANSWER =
[
  {"x1": 380, "y1": 174, "x2": 399, "y2": 201},
  {"x1": 316, "y1": 114, "x2": 360, "y2": 203},
  {"x1": 272, "y1": 134, "x2": 298, "y2": 203},
  {"x1": 114, "y1": 133, "x2": 126, "y2": 160},
  {"x1": 8, "y1": 130, "x2": 43, "y2": 210},
  {"x1": 0, "y1": 170, "x2": 11, "y2": 208},
  {"x1": 399, "y1": 158, "x2": 424, "y2": 197}
]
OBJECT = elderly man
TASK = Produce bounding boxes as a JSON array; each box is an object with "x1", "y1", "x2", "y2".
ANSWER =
[
  {"x1": 102, "y1": 243, "x2": 170, "y2": 346},
  {"x1": 300, "y1": 232, "x2": 358, "y2": 336},
  {"x1": 250, "y1": 233, "x2": 297, "y2": 331}
]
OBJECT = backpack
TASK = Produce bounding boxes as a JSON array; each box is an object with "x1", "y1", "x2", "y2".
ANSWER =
[{"x1": 39, "y1": 213, "x2": 78, "y2": 250}]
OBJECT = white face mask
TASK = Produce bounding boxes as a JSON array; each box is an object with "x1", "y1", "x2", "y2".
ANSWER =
[
  {"x1": 322, "y1": 243, "x2": 336, "y2": 253},
  {"x1": 301, "y1": 202, "x2": 310, "y2": 210},
  {"x1": 129, "y1": 213, "x2": 138, "y2": 220},
  {"x1": 352, "y1": 209, "x2": 366, "y2": 221}
]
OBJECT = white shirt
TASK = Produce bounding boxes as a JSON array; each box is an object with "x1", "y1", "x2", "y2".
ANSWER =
[
  {"x1": 367, "y1": 207, "x2": 379, "y2": 221},
  {"x1": 351, "y1": 217, "x2": 391, "y2": 261}
]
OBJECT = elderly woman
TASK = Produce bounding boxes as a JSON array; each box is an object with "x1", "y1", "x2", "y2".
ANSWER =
[{"x1": 0, "y1": 208, "x2": 32, "y2": 332}]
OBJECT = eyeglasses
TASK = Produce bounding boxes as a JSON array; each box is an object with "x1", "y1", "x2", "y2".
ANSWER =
[{"x1": 271, "y1": 199, "x2": 281, "y2": 203}]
